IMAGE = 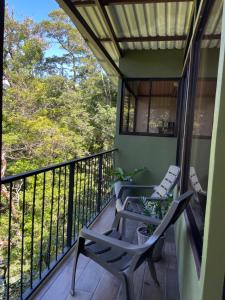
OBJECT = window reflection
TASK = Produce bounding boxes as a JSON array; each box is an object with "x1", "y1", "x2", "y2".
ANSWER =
[{"x1": 189, "y1": 0, "x2": 222, "y2": 236}]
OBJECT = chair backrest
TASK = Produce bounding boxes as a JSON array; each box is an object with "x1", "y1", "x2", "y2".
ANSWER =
[
  {"x1": 151, "y1": 165, "x2": 180, "y2": 199},
  {"x1": 133, "y1": 191, "x2": 193, "y2": 270},
  {"x1": 189, "y1": 167, "x2": 204, "y2": 193}
]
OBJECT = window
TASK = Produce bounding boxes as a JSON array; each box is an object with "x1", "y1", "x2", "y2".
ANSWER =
[
  {"x1": 120, "y1": 79, "x2": 179, "y2": 136},
  {"x1": 177, "y1": 0, "x2": 223, "y2": 264}
]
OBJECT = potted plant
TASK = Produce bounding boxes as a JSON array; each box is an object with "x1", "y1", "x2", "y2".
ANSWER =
[
  {"x1": 137, "y1": 195, "x2": 173, "y2": 261},
  {"x1": 111, "y1": 167, "x2": 146, "y2": 198}
]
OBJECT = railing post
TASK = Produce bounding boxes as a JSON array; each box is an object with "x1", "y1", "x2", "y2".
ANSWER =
[
  {"x1": 97, "y1": 154, "x2": 103, "y2": 213},
  {"x1": 67, "y1": 162, "x2": 75, "y2": 248}
]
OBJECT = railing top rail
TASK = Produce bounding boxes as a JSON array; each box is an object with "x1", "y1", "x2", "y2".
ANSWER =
[{"x1": 1, "y1": 148, "x2": 118, "y2": 184}]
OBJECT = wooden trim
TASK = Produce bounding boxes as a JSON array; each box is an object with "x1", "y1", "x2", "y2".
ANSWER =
[
  {"x1": 72, "y1": 0, "x2": 193, "y2": 6},
  {"x1": 123, "y1": 77, "x2": 180, "y2": 81},
  {"x1": 57, "y1": 0, "x2": 123, "y2": 77},
  {"x1": 101, "y1": 35, "x2": 187, "y2": 42},
  {"x1": 119, "y1": 132, "x2": 177, "y2": 137},
  {"x1": 101, "y1": 34, "x2": 221, "y2": 43},
  {"x1": 95, "y1": 0, "x2": 123, "y2": 57},
  {"x1": 147, "y1": 81, "x2": 152, "y2": 133}
]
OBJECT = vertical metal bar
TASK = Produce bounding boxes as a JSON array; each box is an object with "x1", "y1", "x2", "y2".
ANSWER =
[
  {"x1": 133, "y1": 96, "x2": 138, "y2": 133},
  {"x1": 67, "y1": 163, "x2": 75, "y2": 248},
  {"x1": 86, "y1": 159, "x2": 91, "y2": 223},
  {"x1": 62, "y1": 166, "x2": 67, "y2": 252},
  {"x1": 21, "y1": 178, "x2": 26, "y2": 298},
  {"x1": 7, "y1": 183, "x2": 13, "y2": 299},
  {"x1": 30, "y1": 174, "x2": 37, "y2": 288},
  {"x1": 119, "y1": 79, "x2": 125, "y2": 134},
  {"x1": 56, "y1": 168, "x2": 61, "y2": 259},
  {"x1": 73, "y1": 163, "x2": 79, "y2": 239},
  {"x1": 126, "y1": 94, "x2": 131, "y2": 132},
  {"x1": 89, "y1": 158, "x2": 94, "y2": 220},
  {"x1": 147, "y1": 80, "x2": 152, "y2": 133},
  {"x1": 97, "y1": 154, "x2": 103, "y2": 213},
  {"x1": 77, "y1": 161, "x2": 82, "y2": 233},
  {"x1": 82, "y1": 161, "x2": 87, "y2": 226},
  {"x1": 48, "y1": 169, "x2": 55, "y2": 269},
  {"x1": 39, "y1": 172, "x2": 46, "y2": 279}
]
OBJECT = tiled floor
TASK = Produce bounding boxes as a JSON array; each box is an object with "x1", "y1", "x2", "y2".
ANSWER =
[{"x1": 33, "y1": 200, "x2": 180, "y2": 300}]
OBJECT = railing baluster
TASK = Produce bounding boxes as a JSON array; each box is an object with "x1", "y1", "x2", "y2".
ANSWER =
[
  {"x1": 30, "y1": 175, "x2": 37, "y2": 288},
  {"x1": 89, "y1": 158, "x2": 94, "y2": 221},
  {"x1": 56, "y1": 168, "x2": 61, "y2": 260},
  {"x1": 20, "y1": 178, "x2": 26, "y2": 298},
  {"x1": 77, "y1": 161, "x2": 82, "y2": 234},
  {"x1": 39, "y1": 172, "x2": 46, "y2": 280},
  {"x1": 48, "y1": 170, "x2": 55, "y2": 269},
  {"x1": 7, "y1": 183, "x2": 13, "y2": 299},
  {"x1": 67, "y1": 163, "x2": 75, "y2": 248},
  {"x1": 73, "y1": 163, "x2": 79, "y2": 240},
  {"x1": 62, "y1": 166, "x2": 67, "y2": 252},
  {"x1": 97, "y1": 154, "x2": 103, "y2": 213}
]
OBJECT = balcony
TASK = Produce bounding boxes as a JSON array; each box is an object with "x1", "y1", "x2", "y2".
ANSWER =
[
  {"x1": 0, "y1": 149, "x2": 180, "y2": 300},
  {"x1": 33, "y1": 201, "x2": 180, "y2": 300}
]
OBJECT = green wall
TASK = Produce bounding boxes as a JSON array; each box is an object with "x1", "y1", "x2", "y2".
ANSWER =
[{"x1": 114, "y1": 50, "x2": 183, "y2": 184}]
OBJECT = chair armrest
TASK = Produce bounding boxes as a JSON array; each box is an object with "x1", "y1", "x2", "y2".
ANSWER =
[
  {"x1": 112, "y1": 210, "x2": 161, "y2": 228},
  {"x1": 118, "y1": 185, "x2": 156, "y2": 198},
  {"x1": 80, "y1": 228, "x2": 142, "y2": 255},
  {"x1": 146, "y1": 196, "x2": 169, "y2": 202},
  {"x1": 122, "y1": 195, "x2": 168, "y2": 210}
]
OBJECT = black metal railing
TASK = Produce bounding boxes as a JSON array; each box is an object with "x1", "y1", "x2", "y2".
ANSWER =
[{"x1": 0, "y1": 149, "x2": 117, "y2": 300}]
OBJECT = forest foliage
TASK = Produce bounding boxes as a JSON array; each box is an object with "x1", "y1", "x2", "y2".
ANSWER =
[
  {"x1": 0, "y1": 8, "x2": 117, "y2": 299},
  {"x1": 3, "y1": 8, "x2": 117, "y2": 176}
]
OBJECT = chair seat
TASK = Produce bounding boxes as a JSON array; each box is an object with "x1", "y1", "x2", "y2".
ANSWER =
[{"x1": 85, "y1": 229, "x2": 132, "y2": 272}]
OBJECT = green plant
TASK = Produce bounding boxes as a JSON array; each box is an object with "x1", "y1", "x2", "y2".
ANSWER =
[
  {"x1": 141, "y1": 194, "x2": 173, "y2": 235},
  {"x1": 111, "y1": 167, "x2": 146, "y2": 183}
]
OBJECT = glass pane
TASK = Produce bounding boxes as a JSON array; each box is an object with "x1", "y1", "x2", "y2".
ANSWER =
[
  {"x1": 120, "y1": 79, "x2": 178, "y2": 135},
  {"x1": 189, "y1": 0, "x2": 223, "y2": 236}
]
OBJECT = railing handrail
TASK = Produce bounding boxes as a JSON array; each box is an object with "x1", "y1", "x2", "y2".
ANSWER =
[{"x1": 1, "y1": 148, "x2": 118, "y2": 184}]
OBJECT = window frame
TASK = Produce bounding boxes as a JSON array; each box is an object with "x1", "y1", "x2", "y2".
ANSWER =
[
  {"x1": 119, "y1": 77, "x2": 180, "y2": 137},
  {"x1": 177, "y1": 0, "x2": 222, "y2": 275}
]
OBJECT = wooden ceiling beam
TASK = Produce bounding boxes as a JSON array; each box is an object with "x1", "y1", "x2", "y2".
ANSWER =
[
  {"x1": 95, "y1": 0, "x2": 123, "y2": 57},
  {"x1": 100, "y1": 35, "x2": 188, "y2": 42},
  {"x1": 72, "y1": 0, "x2": 193, "y2": 6},
  {"x1": 100, "y1": 34, "x2": 221, "y2": 43}
]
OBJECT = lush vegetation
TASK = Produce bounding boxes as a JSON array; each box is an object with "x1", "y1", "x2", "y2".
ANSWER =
[
  {"x1": 0, "y1": 8, "x2": 117, "y2": 299},
  {"x1": 3, "y1": 8, "x2": 117, "y2": 175}
]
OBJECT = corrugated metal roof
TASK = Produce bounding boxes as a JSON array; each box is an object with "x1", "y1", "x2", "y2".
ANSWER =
[
  {"x1": 77, "y1": 2, "x2": 193, "y2": 55},
  {"x1": 58, "y1": 0, "x2": 223, "y2": 79}
]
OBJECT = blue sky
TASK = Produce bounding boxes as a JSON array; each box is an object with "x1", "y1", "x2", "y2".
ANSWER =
[
  {"x1": 7, "y1": 0, "x2": 60, "y2": 22},
  {"x1": 7, "y1": 0, "x2": 64, "y2": 57}
]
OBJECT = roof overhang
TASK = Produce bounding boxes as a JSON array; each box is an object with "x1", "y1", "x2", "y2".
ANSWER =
[{"x1": 56, "y1": 0, "x2": 222, "y2": 82}]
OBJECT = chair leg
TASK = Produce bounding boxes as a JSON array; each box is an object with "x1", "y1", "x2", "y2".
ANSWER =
[
  {"x1": 146, "y1": 257, "x2": 160, "y2": 287},
  {"x1": 70, "y1": 238, "x2": 84, "y2": 296},
  {"x1": 121, "y1": 217, "x2": 126, "y2": 238},
  {"x1": 121, "y1": 273, "x2": 135, "y2": 300},
  {"x1": 70, "y1": 248, "x2": 79, "y2": 296}
]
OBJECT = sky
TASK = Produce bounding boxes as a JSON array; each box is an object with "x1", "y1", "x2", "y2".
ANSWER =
[
  {"x1": 7, "y1": 0, "x2": 60, "y2": 22},
  {"x1": 7, "y1": 0, "x2": 65, "y2": 57}
]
